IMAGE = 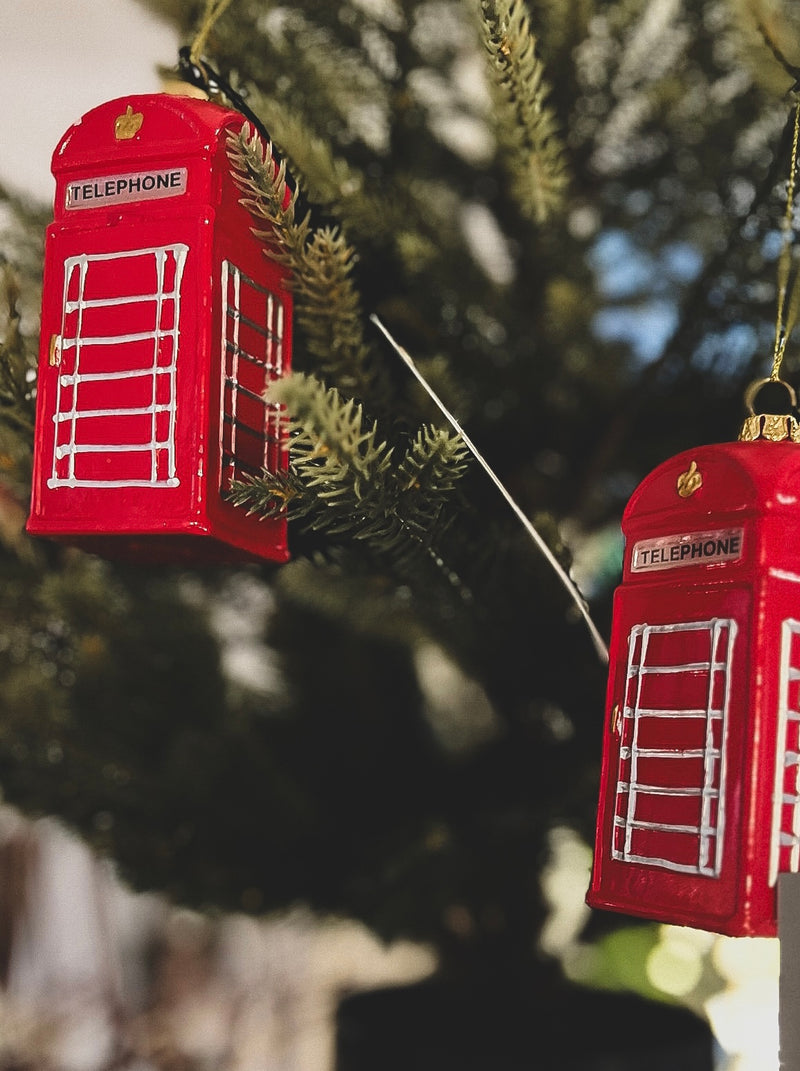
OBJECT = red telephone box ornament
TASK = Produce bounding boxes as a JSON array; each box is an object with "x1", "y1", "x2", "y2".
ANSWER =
[
  {"x1": 27, "y1": 93, "x2": 292, "y2": 564},
  {"x1": 588, "y1": 385, "x2": 800, "y2": 936}
]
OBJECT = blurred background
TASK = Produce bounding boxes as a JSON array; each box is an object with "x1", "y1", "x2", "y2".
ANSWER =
[{"x1": 1, "y1": 0, "x2": 799, "y2": 1067}]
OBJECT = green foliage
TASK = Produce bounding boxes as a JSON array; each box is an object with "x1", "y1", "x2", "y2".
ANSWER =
[
  {"x1": 227, "y1": 126, "x2": 381, "y2": 401},
  {"x1": 247, "y1": 95, "x2": 400, "y2": 242},
  {"x1": 0, "y1": 273, "x2": 30, "y2": 423},
  {"x1": 478, "y1": 0, "x2": 569, "y2": 223},
  {"x1": 0, "y1": 270, "x2": 35, "y2": 506},
  {"x1": 227, "y1": 122, "x2": 470, "y2": 568},
  {"x1": 229, "y1": 371, "x2": 469, "y2": 563}
]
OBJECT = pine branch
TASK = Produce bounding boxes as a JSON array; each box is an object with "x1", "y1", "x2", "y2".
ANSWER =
[
  {"x1": 262, "y1": 9, "x2": 391, "y2": 140},
  {"x1": 226, "y1": 467, "x2": 305, "y2": 519},
  {"x1": 247, "y1": 94, "x2": 418, "y2": 258},
  {"x1": 478, "y1": 0, "x2": 569, "y2": 223},
  {"x1": 250, "y1": 97, "x2": 369, "y2": 214},
  {"x1": 277, "y1": 370, "x2": 392, "y2": 501},
  {"x1": 0, "y1": 269, "x2": 35, "y2": 435},
  {"x1": 293, "y1": 226, "x2": 373, "y2": 397},
  {"x1": 394, "y1": 425, "x2": 471, "y2": 536},
  {"x1": 229, "y1": 372, "x2": 392, "y2": 538},
  {"x1": 226, "y1": 127, "x2": 380, "y2": 401},
  {"x1": 252, "y1": 96, "x2": 479, "y2": 283},
  {"x1": 228, "y1": 372, "x2": 469, "y2": 562},
  {"x1": 528, "y1": 0, "x2": 594, "y2": 61},
  {"x1": 0, "y1": 269, "x2": 36, "y2": 532}
]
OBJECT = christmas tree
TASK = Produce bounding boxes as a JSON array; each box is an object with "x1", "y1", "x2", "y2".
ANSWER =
[{"x1": 2, "y1": 0, "x2": 800, "y2": 1065}]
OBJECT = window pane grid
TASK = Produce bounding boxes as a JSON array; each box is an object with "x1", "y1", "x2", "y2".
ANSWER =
[
  {"x1": 219, "y1": 261, "x2": 286, "y2": 492},
  {"x1": 612, "y1": 619, "x2": 735, "y2": 876},
  {"x1": 772, "y1": 619, "x2": 800, "y2": 883},
  {"x1": 49, "y1": 245, "x2": 187, "y2": 489}
]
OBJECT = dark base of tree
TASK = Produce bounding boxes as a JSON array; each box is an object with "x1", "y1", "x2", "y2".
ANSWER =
[{"x1": 336, "y1": 978, "x2": 712, "y2": 1071}]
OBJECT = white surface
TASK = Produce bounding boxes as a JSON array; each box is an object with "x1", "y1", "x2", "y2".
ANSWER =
[{"x1": 0, "y1": 0, "x2": 178, "y2": 205}]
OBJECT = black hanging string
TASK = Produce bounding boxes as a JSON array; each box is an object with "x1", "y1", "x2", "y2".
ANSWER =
[{"x1": 176, "y1": 46, "x2": 296, "y2": 196}]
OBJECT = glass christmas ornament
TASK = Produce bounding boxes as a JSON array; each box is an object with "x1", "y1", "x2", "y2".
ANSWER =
[
  {"x1": 27, "y1": 93, "x2": 292, "y2": 564},
  {"x1": 588, "y1": 383, "x2": 800, "y2": 937}
]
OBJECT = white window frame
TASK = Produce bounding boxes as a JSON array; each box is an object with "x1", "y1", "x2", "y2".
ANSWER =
[
  {"x1": 771, "y1": 618, "x2": 800, "y2": 884},
  {"x1": 219, "y1": 260, "x2": 285, "y2": 491},
  {"x1": 613, "y1": 618, "x2": 735, "y2": 877},
  {"x1": 49, "y1": 244, "x2": 187, "y2": 489}
]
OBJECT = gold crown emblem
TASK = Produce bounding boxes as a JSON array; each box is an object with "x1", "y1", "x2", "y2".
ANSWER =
[
  {"x1": 676, "y1": 460, "x2": 702, "y2": 498},
  {"x1": 114, "y1": 105, "x2": 144, "y2": 140}
]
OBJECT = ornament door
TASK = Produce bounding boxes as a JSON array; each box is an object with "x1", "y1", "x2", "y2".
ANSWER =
[
  {"x1": 772, "y1": 618, "x2": 800, "y2": 882},
  {"x1": 593, "y1": 581, "x2": 752, "y2": 929},
  {"x1": 49, "y1": 243, "x2": 188, "y2": 490},
  {"x1": 218, "y1": 259, "x2": 287, "y2": 492},
  {"x1": 612, "y1": 616, "x2": 736, "y2": 878}
]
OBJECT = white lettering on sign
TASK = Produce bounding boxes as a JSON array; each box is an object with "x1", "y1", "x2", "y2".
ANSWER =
[
  {"x1": 65, "y1": 168, "x2": 188, "y2": 210},
  {"x1": 631, "y1": 528, "x2": 744, "y2": 572}
]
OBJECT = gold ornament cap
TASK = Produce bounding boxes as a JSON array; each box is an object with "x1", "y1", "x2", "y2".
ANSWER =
[{"x1": 739, "y1": 378, "x2": 800, "y2": 443}]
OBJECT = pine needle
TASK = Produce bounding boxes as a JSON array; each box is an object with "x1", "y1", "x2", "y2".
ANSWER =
[
  {"x1": 226, "y1": 127, "x2": 378, "y2": 399},
  {"x1": 246, "y1": 94, "x2": 413, "y2": 255},
  {"x1": 0, "y1": 269, "x2": 34, "y2": 432},
  {"x1": 478, "y1": 0, "x2": 569, "y2": 223},
  {"x1": 229, "y1": 372, "x2": 469, "y2": 562}
]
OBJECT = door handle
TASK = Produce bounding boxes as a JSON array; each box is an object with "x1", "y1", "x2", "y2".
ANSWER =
[
  {"x1": 611, "y1": 703, "x2": 623, "y2": 737},
  {"x1": 48, "y1": 333, "x2": 62, "y2": 367}
]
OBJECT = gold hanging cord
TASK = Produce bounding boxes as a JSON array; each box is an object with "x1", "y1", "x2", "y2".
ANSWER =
[
  {"x1": 189, "y1": 0, "x2": 236, "y2": 65},
  {"x1": 771, "y1": 99, "x2": 800, "y2": 382},
  {"x1": 740, "y1": 98, "x2": 800, "y2": 442}
]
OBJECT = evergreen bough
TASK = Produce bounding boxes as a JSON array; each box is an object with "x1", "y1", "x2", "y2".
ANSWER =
[
  {"x1": 479, "y1": 0, "x2": 569, "y2": 223},
  {"x1": 229, "y1": 372, "x2": 469, "y2": 563}
]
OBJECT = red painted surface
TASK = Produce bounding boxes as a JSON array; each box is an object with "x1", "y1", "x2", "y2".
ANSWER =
[
  {"x1": 588, "y1": 441, "x2": 800, "y2": 936},
  {"x1": 27, "y1": 94, "x2": 292, "y2": 564}
]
